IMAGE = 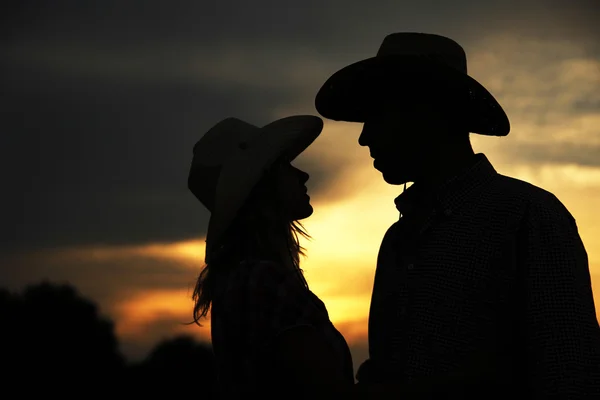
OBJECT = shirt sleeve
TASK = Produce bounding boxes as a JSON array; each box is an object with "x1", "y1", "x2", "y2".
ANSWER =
[
  {"x1": 519, "y1": 193, "x2": 600, "y2": 398},
  {"x1": 219, "y1": 261, "x2": 320, "y2": 353}
]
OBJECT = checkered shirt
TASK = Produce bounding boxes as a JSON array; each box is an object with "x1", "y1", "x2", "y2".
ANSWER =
[
  {"x1": 357, "y1": 153, "x2": 600, "y2": 399},
  {"x1": 210, "y1": 260, "x2": 354, "y2": 398}
]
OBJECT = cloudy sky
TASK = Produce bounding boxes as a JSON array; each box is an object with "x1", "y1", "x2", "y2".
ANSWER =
[{"x1": 2, "y1": 0, "x2": 599, "y2": 370}]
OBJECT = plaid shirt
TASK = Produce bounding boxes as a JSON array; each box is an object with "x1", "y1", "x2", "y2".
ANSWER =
[
  {"x1": 358, "y1": 153, "x2": 600, "y2": 398},
  {"x1": 210, "y1": 260, "x2": 354, "y2": 398}
]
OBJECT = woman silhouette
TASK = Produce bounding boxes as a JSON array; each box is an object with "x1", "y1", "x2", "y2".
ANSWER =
[{"x1": 188, "y1": 116, "x2": 355, "y2": 398}]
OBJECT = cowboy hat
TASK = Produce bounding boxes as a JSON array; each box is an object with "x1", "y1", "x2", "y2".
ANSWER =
[
  {"x1": 188, "y1": 115, "x2": 323, "y2": 263},
  {"x1": 315, "y1": 32, "x2": 510, "y2": 136}
]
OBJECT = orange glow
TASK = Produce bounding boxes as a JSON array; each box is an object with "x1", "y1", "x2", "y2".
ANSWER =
[
  {"x1": 105, "y1": 158, "x2": 600, "y2": 350},
  {"x1": 42, "y1": 159, "x2": 600, "y2": 360},
  {"x1": 114, "y1": 288, "x2": 211, "y2": 343},
  {"x1": 49, "y1": 239, "x2": 207, "y2": 266}
]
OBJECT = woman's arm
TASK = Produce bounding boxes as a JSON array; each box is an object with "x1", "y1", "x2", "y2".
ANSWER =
[{"x1": 268, "y1": 325, "x2": 353, "y2": 398}]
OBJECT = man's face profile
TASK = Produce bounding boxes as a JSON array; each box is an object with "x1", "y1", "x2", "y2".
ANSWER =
[{"x1": 359, "y1": 104, "x2": 440, "y2": 185}]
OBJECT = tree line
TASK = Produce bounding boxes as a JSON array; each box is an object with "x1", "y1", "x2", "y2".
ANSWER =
[{"x1": 0, "y1": 281, "x2": 216, "y2": 398}]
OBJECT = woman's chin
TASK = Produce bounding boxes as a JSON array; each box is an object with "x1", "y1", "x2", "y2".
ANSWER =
[{"x1": 293, "y1": 204, "x2": 314, "y2": 221}]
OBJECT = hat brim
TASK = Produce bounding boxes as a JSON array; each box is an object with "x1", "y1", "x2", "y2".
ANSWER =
[
  {"x1": 315, "y1": 55, "x2": 510, "y2": 136},
  {"x1": 205, "y1": 115, "x2": 323, "y2": 262}
]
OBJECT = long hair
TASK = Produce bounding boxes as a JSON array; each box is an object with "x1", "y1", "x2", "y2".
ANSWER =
[{"x1": 191, "y1": 161, "x2": 311, "y2": 326}]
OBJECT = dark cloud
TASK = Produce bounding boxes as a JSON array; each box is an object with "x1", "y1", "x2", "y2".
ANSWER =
[
  {"x1": 3, "y1": 0, "x2": 332, "y2": 46},
  {"x1": 572, "y1": 97, "x2": 600, "y2": 115},
  {"x1": 4, "y1": 1, "x2": 598, "y2": 61},
  {"x1": 2, "y1": 0, "x2": 599, "y2": 253},
  {"x1": 0, "y1": 63, "x2": 320, "y2": 251},
  {"x1": 502, "y1": 141, "x2": 600, "y2": 167}
]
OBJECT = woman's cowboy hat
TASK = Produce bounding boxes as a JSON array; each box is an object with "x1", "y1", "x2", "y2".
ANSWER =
[
  {"x1": 188, "y1": 115, "x2": 323, "y2": 262},
  {"x1": 315, "y1": 32, "x2": 510, "y2": 136}
]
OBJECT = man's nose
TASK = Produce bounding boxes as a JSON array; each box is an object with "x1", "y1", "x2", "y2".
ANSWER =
[{"x1": 299, "y1": 170, "x2": 309, "y2": 184}]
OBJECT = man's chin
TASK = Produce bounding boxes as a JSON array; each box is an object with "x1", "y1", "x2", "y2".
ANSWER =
[
  {"x1": 374, "y1": 160, "x2": 410, "y2": 185},
  {"x1": 382, "y1": 170, "x2": 410, "y2": 186}
]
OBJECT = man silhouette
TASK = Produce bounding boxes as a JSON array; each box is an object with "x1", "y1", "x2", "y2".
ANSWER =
[{"x1": 316, "y1": 32, "x2": 600, "y2": 398}]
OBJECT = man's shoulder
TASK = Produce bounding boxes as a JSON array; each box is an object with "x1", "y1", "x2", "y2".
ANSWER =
[
  {"x1": 493, "y1": 173, "x2": 574, "y2": 219},
  {"x1": 494, "y1": 173, "x2": 553, "y2": 198}
]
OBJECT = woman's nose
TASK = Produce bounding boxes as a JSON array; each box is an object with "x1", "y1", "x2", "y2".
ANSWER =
[{"x1": 358, "y1": 124, "x2": 371, "y2": 147}]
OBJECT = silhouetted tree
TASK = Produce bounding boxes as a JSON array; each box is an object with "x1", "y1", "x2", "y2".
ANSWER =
[
  {"x1": 1, "y1": 281, "x2": 126, "y2": 397},
  {"x1": 1, "y1": 281, "x2": 217, "y2": 398},
  {"x1": 0, "y1": 287, "x2": 22, "y2": 364},
  {"x1": 125, "y1": 335, "x2": 216, "y2": 397}
]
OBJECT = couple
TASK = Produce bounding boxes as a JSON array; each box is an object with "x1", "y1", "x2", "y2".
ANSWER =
[{"x1": 188, "y1": 33, "x2": 600, "y2": 398}]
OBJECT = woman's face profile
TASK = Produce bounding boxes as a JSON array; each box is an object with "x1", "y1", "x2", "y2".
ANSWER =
[{"x1": 271, "y1": 161, "x2": 313, "y2": 221}]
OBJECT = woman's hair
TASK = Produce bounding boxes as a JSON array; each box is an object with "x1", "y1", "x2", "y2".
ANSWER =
[{"x1": 190, "y1": 160, "x2": 310, "y2": 326}]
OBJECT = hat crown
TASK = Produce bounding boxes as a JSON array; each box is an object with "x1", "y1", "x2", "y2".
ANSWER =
[
  {"x1": 189, "y1": 117, "x2": 260, "y2": 211},
  {"x1": 192, "y1": 117, "x2": 260, "y2": 166},
  {"x1": 377, "y1": 32, "x2": 467, "y2": 73}
]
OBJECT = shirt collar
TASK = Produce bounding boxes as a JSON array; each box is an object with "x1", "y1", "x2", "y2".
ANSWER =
[{"x1": 394, "y1": 153, "x2": 498, "y2": 218}]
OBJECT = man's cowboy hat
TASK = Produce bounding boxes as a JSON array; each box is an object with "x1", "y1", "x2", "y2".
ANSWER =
[
  {"x1": 315, "y1": 32, "x2": 510, "y2": 136},
  {"x1": 188, "y1": 115, "x2": 323, "y2": 263}
]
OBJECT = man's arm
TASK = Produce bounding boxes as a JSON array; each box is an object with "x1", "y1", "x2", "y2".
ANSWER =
[
  {"x1": 356, "y1": 367, "x2": 510, "y2": 400},
  {"x1": 519, "y1": 195, "x2": 600, "y2": 398}
]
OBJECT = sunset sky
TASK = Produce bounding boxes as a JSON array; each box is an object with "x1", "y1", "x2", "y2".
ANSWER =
[{"x1": 2, "y1": 0, "x2": 599, "y2": 373}]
